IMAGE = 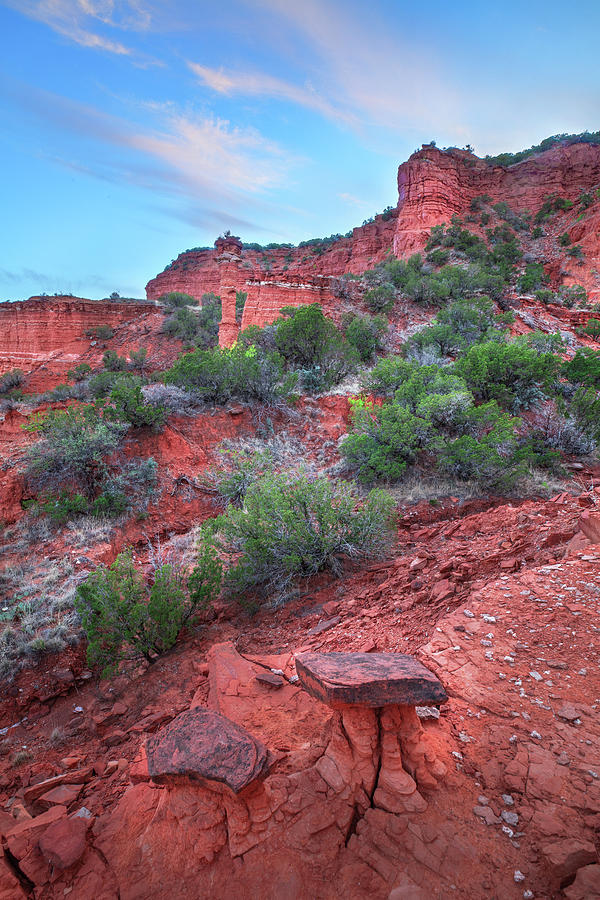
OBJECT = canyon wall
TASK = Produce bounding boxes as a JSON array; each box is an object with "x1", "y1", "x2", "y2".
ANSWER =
[
  {"x1": 145, "y1": 214, "x2": 398, "y2": 329},
  {"x1": 147, "y1": 141, "x2": 600, "y2": 328},
  {"x1": 393, "y1": 143, "x2": 600, "y2": 255},
  {"x1": 0, "y1": 297, "x2": 156, "y2": 373}
]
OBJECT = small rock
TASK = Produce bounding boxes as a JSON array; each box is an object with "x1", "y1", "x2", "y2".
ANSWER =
[
  {"x1": 255, "y1": 672, "x2": 284, "y2": 688},
  {"x1": 502, "y1": 794, "x2": 514, "y2": 806},
  {"x1": 529, "y1": 671, "x2": 542, "y2": 682},
  {"x1": 473, "y1": 805, "x2": 501, "y2": 825},
  {"x1": 556, "y1": 751, "x2": 570, "y2": 766},
  {"x1": 530, "y1": 731, "x2": 542, "y2": 739},
  {"x1": 502, "y1": 811, "x2": 519, "y2": 826},
  {"x1": 477, "y1": 795, "x2": 489, "y2": 806},
  {"x1": 514, "y1": 871, "x2": 526, "y2": 883},
  {"x1": 415, "y1": 706, "x2": 440, "y2": 720},
  {"x1": 463, "y1": 610, "x2": 475, "y2": 618}
]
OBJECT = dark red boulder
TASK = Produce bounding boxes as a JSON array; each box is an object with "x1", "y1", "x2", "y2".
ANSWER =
[{"x1": 146, "y1": 707, "x2": 268, "y2": 793}]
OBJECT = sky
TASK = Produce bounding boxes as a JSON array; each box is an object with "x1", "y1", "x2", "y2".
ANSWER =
[{"x1": 1, "y1": 0, "x2": 599, "y2": 300}]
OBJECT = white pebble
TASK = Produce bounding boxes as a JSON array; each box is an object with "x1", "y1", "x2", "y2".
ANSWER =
[{"x1": 514, "y1": 870, "x2": 526, "y2": 883}]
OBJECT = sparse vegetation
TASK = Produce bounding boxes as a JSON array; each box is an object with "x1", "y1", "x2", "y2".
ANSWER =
[{"x1": 75, "y1": 541, "x2": 222, "y2": 676}]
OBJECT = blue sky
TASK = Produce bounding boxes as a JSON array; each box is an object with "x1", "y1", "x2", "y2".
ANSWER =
[{"x1": 1, "y1": 0, "x2": 599, "y2": 300}]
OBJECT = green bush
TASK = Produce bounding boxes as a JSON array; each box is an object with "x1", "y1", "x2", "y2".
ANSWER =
[
  {"x1": 559, "y1": 284, "x2": 587, "y2": 308},
  {"x1": 559, "y1": 231, "x2": 571, "y2": 247},
  {"x1": 563, "y1": 348, "x2": 600, "y2": 386},
  {"x1": 163, "y1": 343, "x2": 297, "y2": 406},
  {"x1": 364, "y1": 283, "x2": 396, "y2": 312},
  {"x1": 109, "y1": 378, "x2": 167, "y2": 429},
  {"x1": 102, "y1": 350, "x2": 128, "y2": 372},
  {"x1": 364, "y1": 356, "x2": 416, "y2": 397},
  {"x1": 517, "y1": 263, "x2": 546, "y2": 293},
  {"x1": 24, "y1": 404, "x2": 127, "y2": 500},
  {"x1": 75, "y1": 541, "x2": 222, "y2": 676},
  {"x1": 343, "y1": 314, "x2": 387, "y2": 362},
  {"x1": 341, "y1": 399, "x2": 428, "y2": 483},
  {"x1": 212, "y1": 471, "x2": 395, "y2": 599},
  {"x1": 580, "y1": 318, "x2": 600, "y2": 340},
  {"x1": 0, "y1": 368, "x2": 24, "y2": 395},
  {"x1": 159, "y1": 291, "x2": 197, "y2": 308},
  {"x1": 454, "y1": 339, "x2": 560, "y2": 410},
  {"x1": 272, "y1": 305, "x2": 359, "y2": 389},
  {"x1": 85, "y1": 325, "x2": 114, "y2": 340},
  {"x1": 162, "y1": 294, "x2": 221, "y2": 349},
  {"x1": 67, "y1": 363, "x2": 92, "y2": 382},
  {"x1": 129, "y1": 348, "x2": 148, "y2": 372}
]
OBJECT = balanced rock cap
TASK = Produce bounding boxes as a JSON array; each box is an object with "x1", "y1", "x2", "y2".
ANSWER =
[
  {"x1": 146, "y1": 707, "x2": 268, "y2": 793},
  {"x1": 295, "y1": 652, "x2": 447, "y2": 708}
]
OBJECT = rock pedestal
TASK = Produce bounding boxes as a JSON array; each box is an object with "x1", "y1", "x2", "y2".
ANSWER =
[{"x1": 296, "y1": 652, "x2": 448, "y2": 815}]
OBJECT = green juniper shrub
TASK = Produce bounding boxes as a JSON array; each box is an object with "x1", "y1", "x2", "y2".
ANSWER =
[
  {"x1": 523, "y1": 331, "x2": 566, "y2": 354},
  {"x1": 570, "y1": 386, "x2": 600, "y2": 442},
  {"x1": 563, "y1": 348, "x2": 600, "y2": 387},
  {"x1": 108, "y1": 377, "x2": 167, "y2": 429},
  {"x1": 74, "y1": 539, "x2": 221, "y2": 676},
  {"x1": 517, "y1": 263, "x2": 547, "y2": 294},
  {"x1": 579, "y1": 192, "x2": 594, "y2": 210},
  {"x1": 236, "y1": 291, "x2": 247, "y2": 324},
  {"x1": 364, "y1": 282, "x2": 396, "y2": 313},
  {"x1": 128, "y1": 348, "x2": 148, "y2": 373},
  {"x1": 532, "y1": 226, "x2": 544, "y2": 239},
  {"x1": 85, "y1": 325, "x2": 114, "y2": 340},
  {"x1": 364, "y1": 356, "x2": 417, "y2": 397},
  {"x1": 273, "y1": 304, "x2": 358, "y2": 388},
  {"x1": 23, "y1": 403, "x2": 157, "y2": 521},
  {"x1": 67, "y1": 363, "x2": 92, "y2": 382},
  {"x1": 340, "y1": 398, "x2": 429, "y2": 483},
  {"x1": 88, "y1": 369, "x2": 122, "y2": 398},
  {"x1": 0, "y1": 369, "x2": 24, "y2": 394},
  {"x1": 102, "y1": 350, "x2": 128, "y2": 372},
  {"x1": 559, "y1": 284, "x2": 587, "y2": 308},
  {"x1": 211, "y1": 470, "x2": 395, "y2": 600},
  {"x1": 23, "y1": 404, "x2": 127, "y2": 500},
  {"x1": 453, "y1": 339, "x2": 561, "y2": 411},
  {"x1": 159, "y1": 291, "x2": 197, "y2": 308},
  {"x1": 162, "y1": 342, "x2": 297, "y2": 406},
  {"x1": 559, "y1": 231, "x2": 571, "y2": 247},
  {"x1": 202, "y1": 447, "x2": 276, "y2": 507},
  {"x1": 579, "y1": 318, "x2": 600, "y2": 340},
  {"x1": 162, "y1": 293, "x2": 221, "y2": 349},
  {"x1": 343, "y1": 313, "x2": 387, "y2": 362},
  {"x1": 426, "y1": 248, "x2": 450, "y2": 267},
  {"x1": 566, "y1": 245, "x2": 584, "y2": 260},
  {"x1": 534, "y1": 194, "x2": 574, "y2": 225},
  {"x1": 534, "y1": 289, "x2": 555, "y2": 305},
  {"x1": 437, "y1": 402, "x2": 526, "y2": 488}
]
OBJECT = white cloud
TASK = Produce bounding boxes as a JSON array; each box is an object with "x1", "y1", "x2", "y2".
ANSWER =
[
  {"x1": 188, "y1": 62, "x2": 356, "y2": 125},
  {"x1": 4, "y1": 0, "x2": 153, "y2": 54},
  {"x1": 235, "y1": 0, "x2": 463, "y2": 135}
]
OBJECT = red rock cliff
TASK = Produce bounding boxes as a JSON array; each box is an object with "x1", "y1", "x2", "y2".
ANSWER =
[
  {"x1": 394, "y1": 143, "x2": 600, "y2": 255},
  {"x1": 145, "y1": 214, "x2": 398, "y2": 319}
]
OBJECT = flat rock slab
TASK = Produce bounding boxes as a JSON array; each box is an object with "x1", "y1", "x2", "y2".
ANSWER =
[
  {"x1": 295, "y1": 652, "x2": 447, "y2": 708},
  {"x1": 146, "y1": 707, "x2": 268, "y2": 793}
]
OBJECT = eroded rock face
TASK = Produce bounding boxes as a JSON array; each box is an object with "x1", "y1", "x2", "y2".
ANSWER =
[
  {"x1": 296, "y1": 651, "x2": 448, "y2": 707},
  {"x1": 394, "y1": 143, "x2": 600, "y2": 258},
  {"x1": 146, "y1": 707, "x2": 269, "y2": 793}
]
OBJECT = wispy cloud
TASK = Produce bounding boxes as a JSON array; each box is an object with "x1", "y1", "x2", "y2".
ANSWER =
[
  {"x1": 3, "y1": 0, "x2": 153, "y2": 56},
  {"x1": 7, "y1": 78, "x2": 296, "y2": 224},
  {"x1": 188, "y1": 62, "x2": 356, "y2": 126},
  {"x1": 338, "y1": 192, "x2": 368, "y2": 207},
  {"x1": 235, "y1": 0, "x2": 463, "y2": 136}
]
